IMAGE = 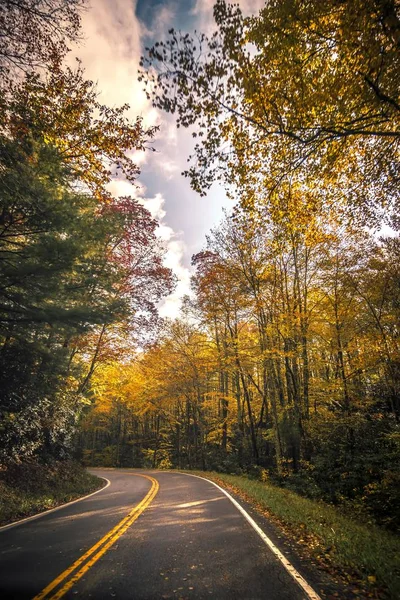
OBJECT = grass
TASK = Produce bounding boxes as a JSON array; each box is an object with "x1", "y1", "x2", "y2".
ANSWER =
[
  {"x1": 0, "y1": 459, "x2": 104, "y2": 527},
  {"x1": 190, "y1": 471, "x2": 400, "y2": 599}
]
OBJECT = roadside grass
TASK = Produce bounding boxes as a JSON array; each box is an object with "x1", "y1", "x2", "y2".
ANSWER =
[
  {"x1": 0, "y1": 460, "x2": 104, "y2": 527},
  {"x1": 190, "y1": 471, "x2": 400, "y2": 599}
]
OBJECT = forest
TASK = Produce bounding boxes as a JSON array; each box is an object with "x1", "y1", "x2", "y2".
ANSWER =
[
  {"x1": 0, "y1": 1, "x2": 173, "y2": 472},
  {"x1": 1, "y1": 0, "x2": 399, "y2": 540}
]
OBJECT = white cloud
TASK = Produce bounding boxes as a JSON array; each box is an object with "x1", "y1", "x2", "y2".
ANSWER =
[
  {"x1": 106, "y1": 179, "x2": 136, "y2": 199},
  {"x1": 164, "y1": 122, "x2": 179, "y2": 146},
  {"x1": 191, "y1": 0, "x2": 214, "y2": 15},
  {"x1": 239, "y1": 0, "x2": 266, "y2": 14},
  {"x1": 69, "y1": 0, "x2": 157, "y2": 127},
  {"x1": 142, "y1": 192, "x2": 167, "y2": 221},
  {"x1": 127, "y1": 149, "x2": 148, "y2": 167},
  {"x1": 70, "y1": 1, "x2": 192, "y2": 319},
  {"x1": 142, "y1": 195, "x2": 191, "y2": 319},
  {"x1": 158, "y1": 239, "x2": 192, "y2": 319},
  {"x1": 190, "y1": 0, "x2": 216, "y2": 34},
  {"x1": 106, "y1": 179, "x2": 191, "y2": 318},
  {"x1": 192, "y1": 0, "x2": 265, "y2": 14},
  {"x1": 151, "y1": 4, "x2": 177, "y2": 38},
  {"x1": 158, "y1": 157, "x2": 180, "y2": 179}
]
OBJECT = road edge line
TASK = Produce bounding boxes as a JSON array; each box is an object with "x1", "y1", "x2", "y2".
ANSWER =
[
  {"x1": 179, "y1": 472, "x2": 322, "y2": 600},
  {"x1": 0, "y1": 477, "x2": 111, "y2": 533}
]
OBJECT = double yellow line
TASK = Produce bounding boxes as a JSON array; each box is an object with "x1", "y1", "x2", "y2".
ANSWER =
[{"x1": 33, "y1": 474, "x2": 159, "y2": 600}]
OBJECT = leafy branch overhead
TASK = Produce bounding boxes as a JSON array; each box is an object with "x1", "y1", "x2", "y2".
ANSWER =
[
  {"x1": 0, "y1": 0, "x2": 85, "y2": 79},
  {"x1": 6, "y1": 62, "x2": 158, "y2": 201},
  {"x1": 140, "y1": 0, "x2": 400, "y2": 225}
]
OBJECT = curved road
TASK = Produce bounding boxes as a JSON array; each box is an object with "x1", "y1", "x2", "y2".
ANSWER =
[{"x1": 0, "y1": 469, "x2": 319, "y2": 599}]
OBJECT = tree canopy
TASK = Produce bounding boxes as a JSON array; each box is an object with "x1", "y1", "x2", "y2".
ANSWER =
[
  {"x1": 140, "y1": 0, "x2": 400, "y2": 226},
  {"x1": 0, "y1": 0, "x2": 84, "y2": 81}
]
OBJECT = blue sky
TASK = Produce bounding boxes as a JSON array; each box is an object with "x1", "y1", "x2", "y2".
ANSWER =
[
  {"x1": 137, "y1": 0, "x2": 198, "y2": 31},
  {"x1": 72, "y1": 0, "x2": 264, "y2": 317}
]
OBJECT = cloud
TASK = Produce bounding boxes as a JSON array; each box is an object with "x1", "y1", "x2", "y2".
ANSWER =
[
  {"x1": 138, "y1": 192, "x2": 193, "y2": 319},
  {"x1": 158, "y1": 157, "x2": 180, "y2": 179},
  {"x1": 143, "y1": 195, "x2": 192, "y2": 319},
  {"x1": 70, "y1": 0, "x2": 192, "y2": 319},
  {"x1": 164, "y1": 122, "x2": 179, "y2": 146},
  {"x1": 191, "y1": 0, "x2": 214, "y2": 14},
  {"x1": 158, "y1": 239, "x2": 192, "y2": 319},
  {"x1": 239, "y1": 0, "x2": 267, "y2": 14},
  {"x1": 127, "y1": 148, "x2": 148, "y2": 168},
  {"x1": 190, "y1": 0, "x2": 216, "y2": 34},
  {"x1": 142, "y1": 192, "x2": 167, "y2": 221},
  {"x1": 70, "y1": 0, "x2": 157, "y2": 127},
  {"x1": 106, "y1": 177, "x2": 191, "y2": 318},
  {"x1": 151, "y1": 4, "x2": 177, "y2": 38},
  {"x1": 107, "y1": 179, "x2": 138, "y2": 201},
  {"x1": 191, "y1": 0, "x2": 265, "y2": 32},
  {"x1": 192, "y1": 0, "x2": 266, "y2": 14}
]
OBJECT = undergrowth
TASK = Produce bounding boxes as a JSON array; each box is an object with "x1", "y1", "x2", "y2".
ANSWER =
[{"x1": 0, "y1": 460, "x2": 104, "y2": 526}]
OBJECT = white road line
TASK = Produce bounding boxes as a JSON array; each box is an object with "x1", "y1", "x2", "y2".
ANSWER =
[
  {"x1": 0, "y1": 477, "x2": 110, "y2": 533},
  {"x1": 180, "y1": 472, "x2": 321, "y2": 600}
]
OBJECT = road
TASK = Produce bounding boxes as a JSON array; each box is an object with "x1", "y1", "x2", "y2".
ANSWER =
[{"x1": 0, "y1": 469, "x2": 320, "y2": 599}]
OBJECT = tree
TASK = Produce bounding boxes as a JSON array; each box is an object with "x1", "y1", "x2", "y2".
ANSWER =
[
  {"x1": 0, "y1": 111, "x2": 173, "y2": 466},
  {"x1": 74, "y1": 195, "x2": 175, "y2": 395},
  {"x1": 0, "y1": 0, "x2": 84, "y2": 83},
  {"x1": 79, "y1": 204, "x2": 400, "y2": 528},
  {"x1": 6, "y1": 63, "x2": 157, "y2": 200},
  {"x1": 79, "y1": 320, "x2": 216, "y2": 470},
  {"x1": 0, "y1": 134, "x2": 124, "y2": 464},
  {"x1": 0, "y1": 0, "x2": 174, "y2": 468},
  {"x1": 140, "y1": 0, "x2": 400, "y2": 225}
]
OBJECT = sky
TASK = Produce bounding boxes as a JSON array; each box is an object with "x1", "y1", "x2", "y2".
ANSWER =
[{"x1": 70, "y1": 0, "x2": 265, "y2": 318}]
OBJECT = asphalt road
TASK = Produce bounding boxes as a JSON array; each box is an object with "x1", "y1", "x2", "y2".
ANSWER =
[{"x1": 0, "y1": 469, "x2": 318, "y2": 599}]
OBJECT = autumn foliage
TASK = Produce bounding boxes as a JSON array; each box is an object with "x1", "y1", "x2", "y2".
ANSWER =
[
  {"x1": 80, "y1": 0, "x2": 400, "y2": 535},
  {"x1": 0, "y1": 0, "x2": 173, "y2": 465}
]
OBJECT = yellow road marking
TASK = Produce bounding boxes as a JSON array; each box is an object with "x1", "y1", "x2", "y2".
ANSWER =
[{"x1": 32, "y1": 474, "x2": 159, "y2": 600}]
